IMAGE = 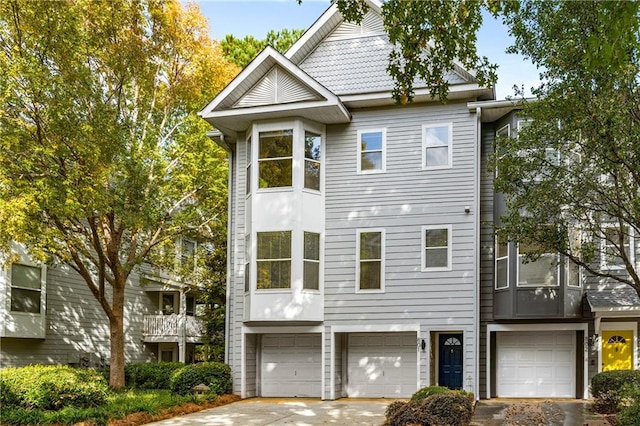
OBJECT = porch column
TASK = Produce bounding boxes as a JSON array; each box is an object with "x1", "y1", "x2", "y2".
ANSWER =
[{"x1": 178, "y1": 289, "x2": 186, "y2": 363}]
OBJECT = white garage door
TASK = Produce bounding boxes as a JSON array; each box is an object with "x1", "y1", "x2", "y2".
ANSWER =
[
  {"x1": 497, "y1": 331, "x2": 575, "y2": 398},
  {"x1": 261, "y1": 334, "x2": 321, "y2": 397},
  {"x1": 347, "y1": 332, "x2": 417, "y2": 398}
]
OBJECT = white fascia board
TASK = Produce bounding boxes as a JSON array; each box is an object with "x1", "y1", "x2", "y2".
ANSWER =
[
  {"x1": 207, "y1": 99, "x2": 350, "y2": 122},
  {"x1": 340, "y1": 83, "x2": 493, "y2": 107}
]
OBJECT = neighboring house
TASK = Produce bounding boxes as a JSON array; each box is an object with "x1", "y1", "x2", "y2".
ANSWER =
[
  {"x1": 471, "y1": 99, "x2": 640, "y2": 399},
  {"x1": 0, "y1": 239, "x2": 205, "y2": 367},
  {"x1": 200, "y1": 0, "x2": 493, "y2": 399}
]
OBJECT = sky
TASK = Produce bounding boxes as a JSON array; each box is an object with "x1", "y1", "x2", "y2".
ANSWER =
[{"x1": 195, "y1": 0, "x2": 540, "y2": 100}]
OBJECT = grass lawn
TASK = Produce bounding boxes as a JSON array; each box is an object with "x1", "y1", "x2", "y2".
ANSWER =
[{"x1": 0, "y1": 389, "x2": 240, "y2": 426}]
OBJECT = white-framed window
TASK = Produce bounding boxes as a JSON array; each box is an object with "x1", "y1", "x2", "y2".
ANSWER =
[
  {"x1": 258, "y1": 129, "x2": 293, "y2": 188},
  {"x1": 181, "y1": 238, "x2": 196, "y2": 270},
  {"x1": 356, "y1": 229, "x2": 384, "y2": 291},
  {"x1": 304, "y1": 132, "x2": 321, "y2": 191},
  {"x1": 246, "y1": 137, "x2": 252, "y2": 195},
  {"x1": 244, "y1": 234, "x2": 251, "y2": 293},
  {"x1": 303, "y1": 232, "x2": 320, "y2": 290},
  {"x1": 517, "y1": 241, "x2": 559, "y2": 287},
  {"x1": 566, "y1": 227, "x2": 582, "y2": 287},
  {"x1": 10, "y1": 263, "x2": 44, "y2": 314},
  {"x1": 422, "y1": 225, "x2": 452, "y2": 271},
  {"x1": 256, "y1": 231, "x2": 291, "y2": 289},
  {"x1": 600, "y1": 224, "x2": 632, "y2": 270},
  {"x1": 357, "y1": 129, "x2": 386, "y2": 173},
  {"x1": 495, "y1": 231, "x2": 509, "y2": 289},
  {"x1": 422, "y1": 123, "x2": 452, "y2": 169}
]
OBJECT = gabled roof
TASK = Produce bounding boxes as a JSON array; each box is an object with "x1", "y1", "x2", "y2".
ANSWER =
[{"x1": 199, "y1": 46, "x2": 350, "y2": 137}]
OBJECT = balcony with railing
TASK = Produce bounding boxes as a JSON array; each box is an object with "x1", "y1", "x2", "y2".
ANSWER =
[{"x1": 142, "y1": 314, "x2": 205, "y2": 343}]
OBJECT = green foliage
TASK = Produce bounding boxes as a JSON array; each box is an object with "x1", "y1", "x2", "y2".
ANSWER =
[
  {"x1": 124, "y1": 362, "x2": 185, "y2": 389},
  {"x1": 410, "y1": 385, "x2": 452, "y2": 402},
  {"x1": 169, "y1": 362, "x2": 232, "y2": 396},
  {"x1": 0, "y1": 389, "x2": 199, "y2": 425},
  {"x1": 221, "y1": 28, "x2": 304, "y2": 68},
  {"x1": 422, "y1": 393, "x2": 473, "y2": 426},
  {"x1": 618, "y1": 384, "x2": 640, "y2": 426},
  {"x1": 0, "y1": 365, "x2": 108, "y2": 410},
  {"x1": 591, "y1": 370, "x2": 640, "y2": 414}
]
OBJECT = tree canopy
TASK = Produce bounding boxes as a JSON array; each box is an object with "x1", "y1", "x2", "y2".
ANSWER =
[
  {"x1": 0, "y1": 0, "x2": 238, "y2": 387},
  {"x1": 331, "y1": 0, "x2": 640, "y2": 298},
  {"x1": 220, "y1": 28, "x2": 305, "y2": 68}
]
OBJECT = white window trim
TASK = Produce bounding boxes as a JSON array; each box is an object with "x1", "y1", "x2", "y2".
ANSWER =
[
  {"x1": 356, "y1": 228, "x2": 385, "y2": 293},
  {"x1": 302, "y1": 231, "x2": 322, "y2": 292},
  {"x1": 495, "y1": 234, "x2": 509, "y2": 290},
  {"x1": 255, "y1": 230, "x2": 292, "y2": 291},
  {"x1": 245, "y1": 136, "x2": 252, "y2": 197},
  {"x1": 9, "y1": 262, "x2": 46, "y2": 315},
  {"x1": 566, "y1": 257, "x2": 582, "y2": 288},
  {"x1": 421, "y1": 225, "x2": 453, "y2": 272},
  {"x1": 357, "y1": 129, "x2": 386, "y2": 174},
  {"x1": 516, "y1": 248, "x2": 560, "y2": 287},
  {"x1": 600, "y1": 224, "x2": 634, "y2": 271},
  {"x1": 517, "y1": 119, "x2": 532, "y2": 131},
  {"x1": 421, "y1": 123, "x2": 453, "y2": 170}
]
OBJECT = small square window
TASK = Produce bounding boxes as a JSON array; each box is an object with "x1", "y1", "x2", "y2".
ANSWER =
[
  {"x1": 422, "y1": 225, "x2": 452, "y2": 271},
  {"x1": 357, "y1": 130, "x2": 386, "y2": 173},
  {"x1": 422, "y1": 124, "x2": 452, "y2": 169}
]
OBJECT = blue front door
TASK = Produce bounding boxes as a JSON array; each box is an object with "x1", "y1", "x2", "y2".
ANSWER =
[{"x1": 438, "y1": 333, "x2": 463, "y2": 389}]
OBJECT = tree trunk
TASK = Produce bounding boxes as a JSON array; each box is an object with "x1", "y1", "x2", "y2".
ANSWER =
[{"x1": 108, "y1": 282, "x2": 126, "y2": 389}]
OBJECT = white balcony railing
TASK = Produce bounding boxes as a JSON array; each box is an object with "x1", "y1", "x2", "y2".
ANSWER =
[{"x1": 143, "y1": 314, "x2": 205, "y2": 339}]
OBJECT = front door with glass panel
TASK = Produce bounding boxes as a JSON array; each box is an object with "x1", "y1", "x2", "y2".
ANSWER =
[
  {"x1": 602, "y1": 330, "x2": 633, "y2": 371},
  {"x1": 439, "y1": 333, "x2": 463, "y2": 389}
]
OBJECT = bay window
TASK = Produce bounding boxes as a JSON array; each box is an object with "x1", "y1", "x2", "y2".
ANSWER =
[
  {"x1": 257, "y1": 231, "x2": 291, "y2": 289},
  {"x1": 258, "y1": 130, "x2": 293, "y2": 188}
]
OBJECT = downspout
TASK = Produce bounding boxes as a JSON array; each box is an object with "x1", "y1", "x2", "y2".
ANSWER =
[{"x1": 474, "y1": 106, "x2": 482, "y2": 400}]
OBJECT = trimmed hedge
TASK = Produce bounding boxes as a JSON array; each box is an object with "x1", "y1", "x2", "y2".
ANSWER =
[
  {"x1": 0, "y1": 365, "x2": 108, "y2": 410},
  {"x1": 384, "y1": 391, "x2": 473, "y2": 426},
  {"x1": 591, "y1": 369, "x2": 640, "y2": 414},
  {"x1": 125, "y1": 362, "x2": 184, "y2": 389},
  {"x1": 169, "y1": 362, "x2": 232, "y2": 395},
  {"x1": 410, "y1": 385, "x2": 452, "y2": 402}
]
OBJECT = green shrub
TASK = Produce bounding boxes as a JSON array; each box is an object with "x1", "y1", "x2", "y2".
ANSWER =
[
  {"x1": 125, "y1": 362, "x2": 184, "y2": 389},
  {"x1": 0, "y1": 365, "x2": 109, "y2": 410},
  {"x1": 591, "y1": 370, "x2": 640, "y2": 414},
  {"x1": 422, "y1": 393, "x2": 473, "y2": 426},
  {"x1": 617, "y1": 384, "x2": 640, "y2": 426},
  {"x1": 410, "y1": 385, "x2": 452, "y2": 402},
  {"x1": 169, "y1": 362, "x2": 232, "y2": 396},
  {"x1": 382, "y1": 401, "x2": 429, "y2": 426}
]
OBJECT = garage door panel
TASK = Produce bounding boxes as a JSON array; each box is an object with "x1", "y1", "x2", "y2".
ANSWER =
[{"x1": 497, "y1": 331, "x2": 575, "y2": 398}]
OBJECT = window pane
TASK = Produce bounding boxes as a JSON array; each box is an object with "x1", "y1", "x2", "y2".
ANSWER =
[
  {"x1": 259, "y1": 159, "x2": 292, "y2": 188},
  {"x1": 257, "y1": 260, "x2": 291, "y2": 289},
  {"x1": 361, "y1": 152, "x2": 382, "y2": 171},
  {"x1": 246, "y1": 138, "x2": 252, "y2": 163},
  {"x1": 360, "y1": 261, "x2": 381, "y2": 289},
  {"x1": 497, "y1": 233, "x2": 508, "y2": 258},
  {"x1": 425, "y1": 126, "x2": 449, "y2": 147},
  {"x1": 11, "y1": 288, "x2": 40, "y2": 313},
  {"x1": 426, "y1": 146, "x2": 448, "y2": 167},
  {"x1": 244, "y1": 263, "x2": 250, "y2": 292},
  {"x1": 568, "y1": 261, "x2": 580, "y2": 287},
  {"x1": 426, "y1": 248, "x2": 448, "y2": 268},
  {"x1": 305, "y1": 132, "x2": 321, "y2": 160},
  {"x1": 519, "y1": 255, "x2": 557, "y2": 286},
  {"x1": 246, "y1": 164, "x2": 252, "y2": 195},
  {"x1": 257, "y1": 231, "x2": 291, "y2": 259},
  {"x1": 259, "y1": 130, "x2": 293, "y2": 158},
  {"x1": 304, "y1": 232, "x2": 320, "y2": 260},
  {"x1": 361, "y1": 132, "x2": 382, "y2": 151},
  {"x1": 303, "y1": 261, "x2": 319, "y2": 290},
  {"x1": 426, "y1": 228, "x2": 448, "y2": 248},
  {"x1": 11, "y1": 264, "x2": 41, "y2": 290},
  {"x1": 496, "y1": 258, "x2": 508, "y2": 289},
  {"x1": 304, "y1": 160, "x2": 320, "y2": 190},
  {"x1": 360, "y1": 232, "x2": 381, "y2": 259},
  {"x1": 181, "y1": 240, "x2": 195, "y2": 267}
]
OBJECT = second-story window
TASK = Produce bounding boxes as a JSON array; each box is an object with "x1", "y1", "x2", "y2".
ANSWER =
[
  {"x1": 304, "y1": 132, "x2": 321, "y2": 190},
  {"x1": 303, "y1": 232, "x2": 320, "y2": 290},
  {"x1": 10, "y1": 263, "x2": 43, "y2": 313},
  {"x1": 357, "y1": 129, "x2": 385, "y2": 173},
  {"x1": 257, "y1": 231, "x2": 291, "y2": 289},
  {"x1": 422, "y1": 123, "x2": 452, "y2": 169},
  {"x1": 246, "y1": 137, "x2": 252, "y2": 195},
  {"x1": 181, "y1": 238, "x2": 196, "y2": 270},
  {"x1": 495, "y1": 231, "x2": 509, "y2": 289},
  {"x1": 517, "y1": 241, "x2": 558, "y2": 286},
  {"x1": 259, "y1": 130, "x2": 293, "y2": 188},
  {"x1": 422, "y1": 225, "x2": 452, "y2": 271},
  {"x1": 357, "y1": 230, "x2": 384, "y2": 291},
  {"x1": 601, "y1": 224, "x2": 632, "y2": 269}
]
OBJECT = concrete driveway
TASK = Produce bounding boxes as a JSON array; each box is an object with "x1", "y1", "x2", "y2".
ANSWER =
[{"x1": 145, "y1": 398, "x2": 393, "y2": 426}]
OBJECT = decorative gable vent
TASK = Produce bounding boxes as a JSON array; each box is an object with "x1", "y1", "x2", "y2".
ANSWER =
[
  {"x1": 233, "y1": 66, "x2": 320, "y2": 108},
  {"x1": 327, "y1": 10, "x2": 385, "y2": 40}
]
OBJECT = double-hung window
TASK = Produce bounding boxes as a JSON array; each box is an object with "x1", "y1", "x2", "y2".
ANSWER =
[
  {"x1": 246, "y1": 137, "x2": 252, "y2": 195},
  {"x1": 257, "y1": 231, "x2": 291, "y2": 289},
  {"x1": 303, "y1": 232, "x2": 320, "y2": 290},
  {"x1": 495, "y1": 231, "x2": 509, "y2": 289},
  {"x1": 422, "y1": 123, "x2": 452, "y2": 169},
  {"x1": 10, "y1": 263, "x2": 43, "y2": 313},
  {"x1": 601, "y1": 224, "x2": 632, "y2": 269},
  {"x1": 304, "y1": 132, "x2": 321, "y2": 190},
  {"x1": 244, "y1": 234, "x2": 251, "y2": 292},
  {"x1": 357, "y1": 230, "x2": 384, "y2": 291},
  {"x1": 422, "y1": 225, "x2": 452, "y2": 271},
  {"x1": 181, "y1": 238, "x2": 196, "y2": 270},
  {"x1": 517, "y1": 241, "x2": 558, "y2": 286},
  {"x1": 258, "y1": 130, "x2": 293, "y2": 188},
  {"x1": 357, "y1": 130, "x2": 385, "y2": 173}
]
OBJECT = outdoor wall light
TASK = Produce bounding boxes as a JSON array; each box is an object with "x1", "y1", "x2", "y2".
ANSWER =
[
  {"x1": 421, "y1": 339, "x2": 426, "y2": 351},
  {"x1": 588, "y1": 333, "x2": 599, "y2": 350}
]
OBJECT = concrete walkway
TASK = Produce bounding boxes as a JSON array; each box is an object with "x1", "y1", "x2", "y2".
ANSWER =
[{"x1": 146, "y1": 397, "x2": 609, "y2": 426}]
